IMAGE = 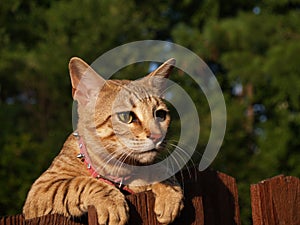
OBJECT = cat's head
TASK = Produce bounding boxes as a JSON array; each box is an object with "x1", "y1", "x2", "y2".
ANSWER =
[{"x1": 69, "y1": 57, "x2": 175, "y2": 166}]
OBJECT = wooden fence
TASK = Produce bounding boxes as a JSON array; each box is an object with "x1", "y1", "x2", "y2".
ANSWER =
[{"x1": 0, "y1": 169, "x2": 299, "y2": 225}]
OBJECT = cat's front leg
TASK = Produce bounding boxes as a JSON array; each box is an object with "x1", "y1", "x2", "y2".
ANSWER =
[
  {"x1": 24, "y1": 176, "x2": 129, "y2": 225},
  {"x1": 85, "y1": 182, "x2": 129, "y2": 225},
  {"x1": 151, "y1": 180, "x2": 184, "y2": 224}
]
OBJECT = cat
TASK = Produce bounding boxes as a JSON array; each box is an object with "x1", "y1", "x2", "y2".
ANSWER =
[{"x1": 23, "y1": 57, "x2": 184, "y2": 225}]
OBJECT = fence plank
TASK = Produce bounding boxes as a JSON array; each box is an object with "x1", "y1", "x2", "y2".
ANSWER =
[
  {"x1": 24, "y1": 214, "x2": 87, "y2": 225},
  {"x1": 251, "y1": 175, "x2": 300, "y2": 225},
  {"x1": 89, "y1": 169, "x2": 241, "y2": 225},
  {"x1": 203, "y1": 171, "x2": 241, "y2": 225},
  {"x1": 0, "y1": 215, "x2": 24, "y2": 225},
  {"x1": 1, "y1": 169, "x2": 241, "y2": 225},
  {"x1": 0, "y1": 213, "x2": 88, "y2": 225}
]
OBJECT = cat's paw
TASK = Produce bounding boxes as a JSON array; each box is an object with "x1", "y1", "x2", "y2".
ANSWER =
[
  {"x1": 153, "y1": 185, "x2": 184, "y2": 224},
  {"x1": 94, "y1": 190, "x2": 129, "y2": 225}
]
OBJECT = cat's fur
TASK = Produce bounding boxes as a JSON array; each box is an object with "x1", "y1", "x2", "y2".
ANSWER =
[{"x1": 23, "y1": 57, "x2": 184, "y2": 225}]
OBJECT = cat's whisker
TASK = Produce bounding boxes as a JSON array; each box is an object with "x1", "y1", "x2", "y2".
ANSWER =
[
  {"x1": 170, "y1": 146, "x2": 190, "y2": 167},
  {"x1": 154, "y1": 143, "x2": 185, "y2": 187},
  {"x1": 169, "y1": 144, "x2": 193, "y2": 162},
  {"x1": 166, "y1": 149, "x2": 178, "y2": 181},
  {"x1": 114, "y1": 150, "x2": 133, "y2": 176},
  {"x1": 166, "y1": 138, "x2": 203, "y2": 162},
  {"x1": 159, "y1": 140, "x2": 198, "y2": 182},
  {"x1": 169, "y1": 143, "x2": 199, "y2": 182},
  {"x1": 96, "y1": 146, "x2": 123, "y2": 174},
  {"x1": 164, "y1": 147, "x2": 186, "y2": 192}
]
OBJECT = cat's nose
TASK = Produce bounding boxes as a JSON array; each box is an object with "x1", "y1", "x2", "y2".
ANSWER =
[{"x1": 148, "y1": 133, "x2": 163, "y2": 144}]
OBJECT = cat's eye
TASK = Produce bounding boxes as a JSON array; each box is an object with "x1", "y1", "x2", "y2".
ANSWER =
[
  {"x1": 155, "y1": 109, "x2": 168, "y2": 122},
  {"x1": 117, "y1": 111, "x2": 135, "y2": 124}
]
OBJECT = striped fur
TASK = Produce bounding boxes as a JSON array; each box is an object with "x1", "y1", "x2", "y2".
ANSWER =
[{"x1": 23, "y1": 57, "x2": 183, "y2": 225}]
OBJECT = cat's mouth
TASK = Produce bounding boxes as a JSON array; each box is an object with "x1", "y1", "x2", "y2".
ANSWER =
[
  {"x1": 128, "y1": 147, "x2": 158, "y2": 155},
  {"x1": 141, "y1": 148, "x2": 159, "y2": 154},
  {"x1": 118, "y1": 140, "x2": 164, "y2": 164},
  {"x1": 124, "y1": 139, "x2": 163, "y2": 153},
  {"x1": 128, "y1": 147, "x2": 161, "y2": 165},
  {"x1": 136, "y1": 143, "x2": 163, "y2": 154}
]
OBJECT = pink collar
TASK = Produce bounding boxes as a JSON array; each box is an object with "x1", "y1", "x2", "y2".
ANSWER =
[{"x1": 73, "y1": 131, "x2": 134, "y2": 194}]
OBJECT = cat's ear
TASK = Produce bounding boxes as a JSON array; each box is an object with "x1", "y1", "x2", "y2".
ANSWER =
[
  {"x1": 145, "y1": 58, "x2": 175, "y2": 91},
  {"x1": 69, "y1": 57, "x2": 105, "y2": 105},
  {"x1": 148, "y1": 58, "x2": 176, "y2": 79}
]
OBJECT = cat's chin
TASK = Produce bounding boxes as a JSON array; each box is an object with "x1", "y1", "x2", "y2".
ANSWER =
[{"x1": 132, "y1": 149, "x2": 158, "y2": 165}]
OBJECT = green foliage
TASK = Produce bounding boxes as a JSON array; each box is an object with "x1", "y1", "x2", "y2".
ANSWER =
[
  {"x1": 1, "y1": 1, "x2": 299, "y2": 224},
  {"x1": 200, "y1": 3, "x2": 300, "y2": 223}
]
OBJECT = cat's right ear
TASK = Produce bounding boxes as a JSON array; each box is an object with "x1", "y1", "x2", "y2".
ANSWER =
[{"x1": 69, "y1": 57, "x2": 105, "y2": 105}]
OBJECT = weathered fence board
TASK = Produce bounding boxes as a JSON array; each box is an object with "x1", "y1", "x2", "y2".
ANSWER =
[
  {"x1": 5, "y1": 170, "x2": 298, "y2": 224},
  {"x1": 251, "y1": 175, "x2": 300, "y2": 225},
  {"x1": 87, "y1": 169, "x2": 241, "y2": 225},
  {"x1": 0, "y1": 215, "x2": 24, "y2": 225},
  {"x1": 0, "y1": 169, "x2": 240, "y2": 225},
  {"x1": 0, "y1": 214, "x2": 88, "y2": 225},
  {"x1": 25, "y1": 213, "x2": 87, "y2": 225}
]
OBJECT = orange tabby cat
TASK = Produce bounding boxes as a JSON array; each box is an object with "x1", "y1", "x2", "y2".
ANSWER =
[{"x1": 23, "y1": 57, "x2": 184, "y2": 225}]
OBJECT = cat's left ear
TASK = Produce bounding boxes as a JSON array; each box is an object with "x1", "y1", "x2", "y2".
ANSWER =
[
  {"x1": 69, "y1": 57, "x2": 105, "y2": 105},
  {"x1": 145, "y1": 58, "x2": 175, "y2": 91},
  {"x1": 148, "y1": 58, "x2": 176, "y2": 79}
]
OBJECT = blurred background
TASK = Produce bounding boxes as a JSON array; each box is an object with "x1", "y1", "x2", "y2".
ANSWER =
[{"x1": 0, "y1": 0, "x2": 299, "y2": 224}]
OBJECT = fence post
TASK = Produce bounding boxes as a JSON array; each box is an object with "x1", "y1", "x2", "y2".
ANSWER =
[{"x1": 251, "y1": 175, "x2": 300, "y2": 225}]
